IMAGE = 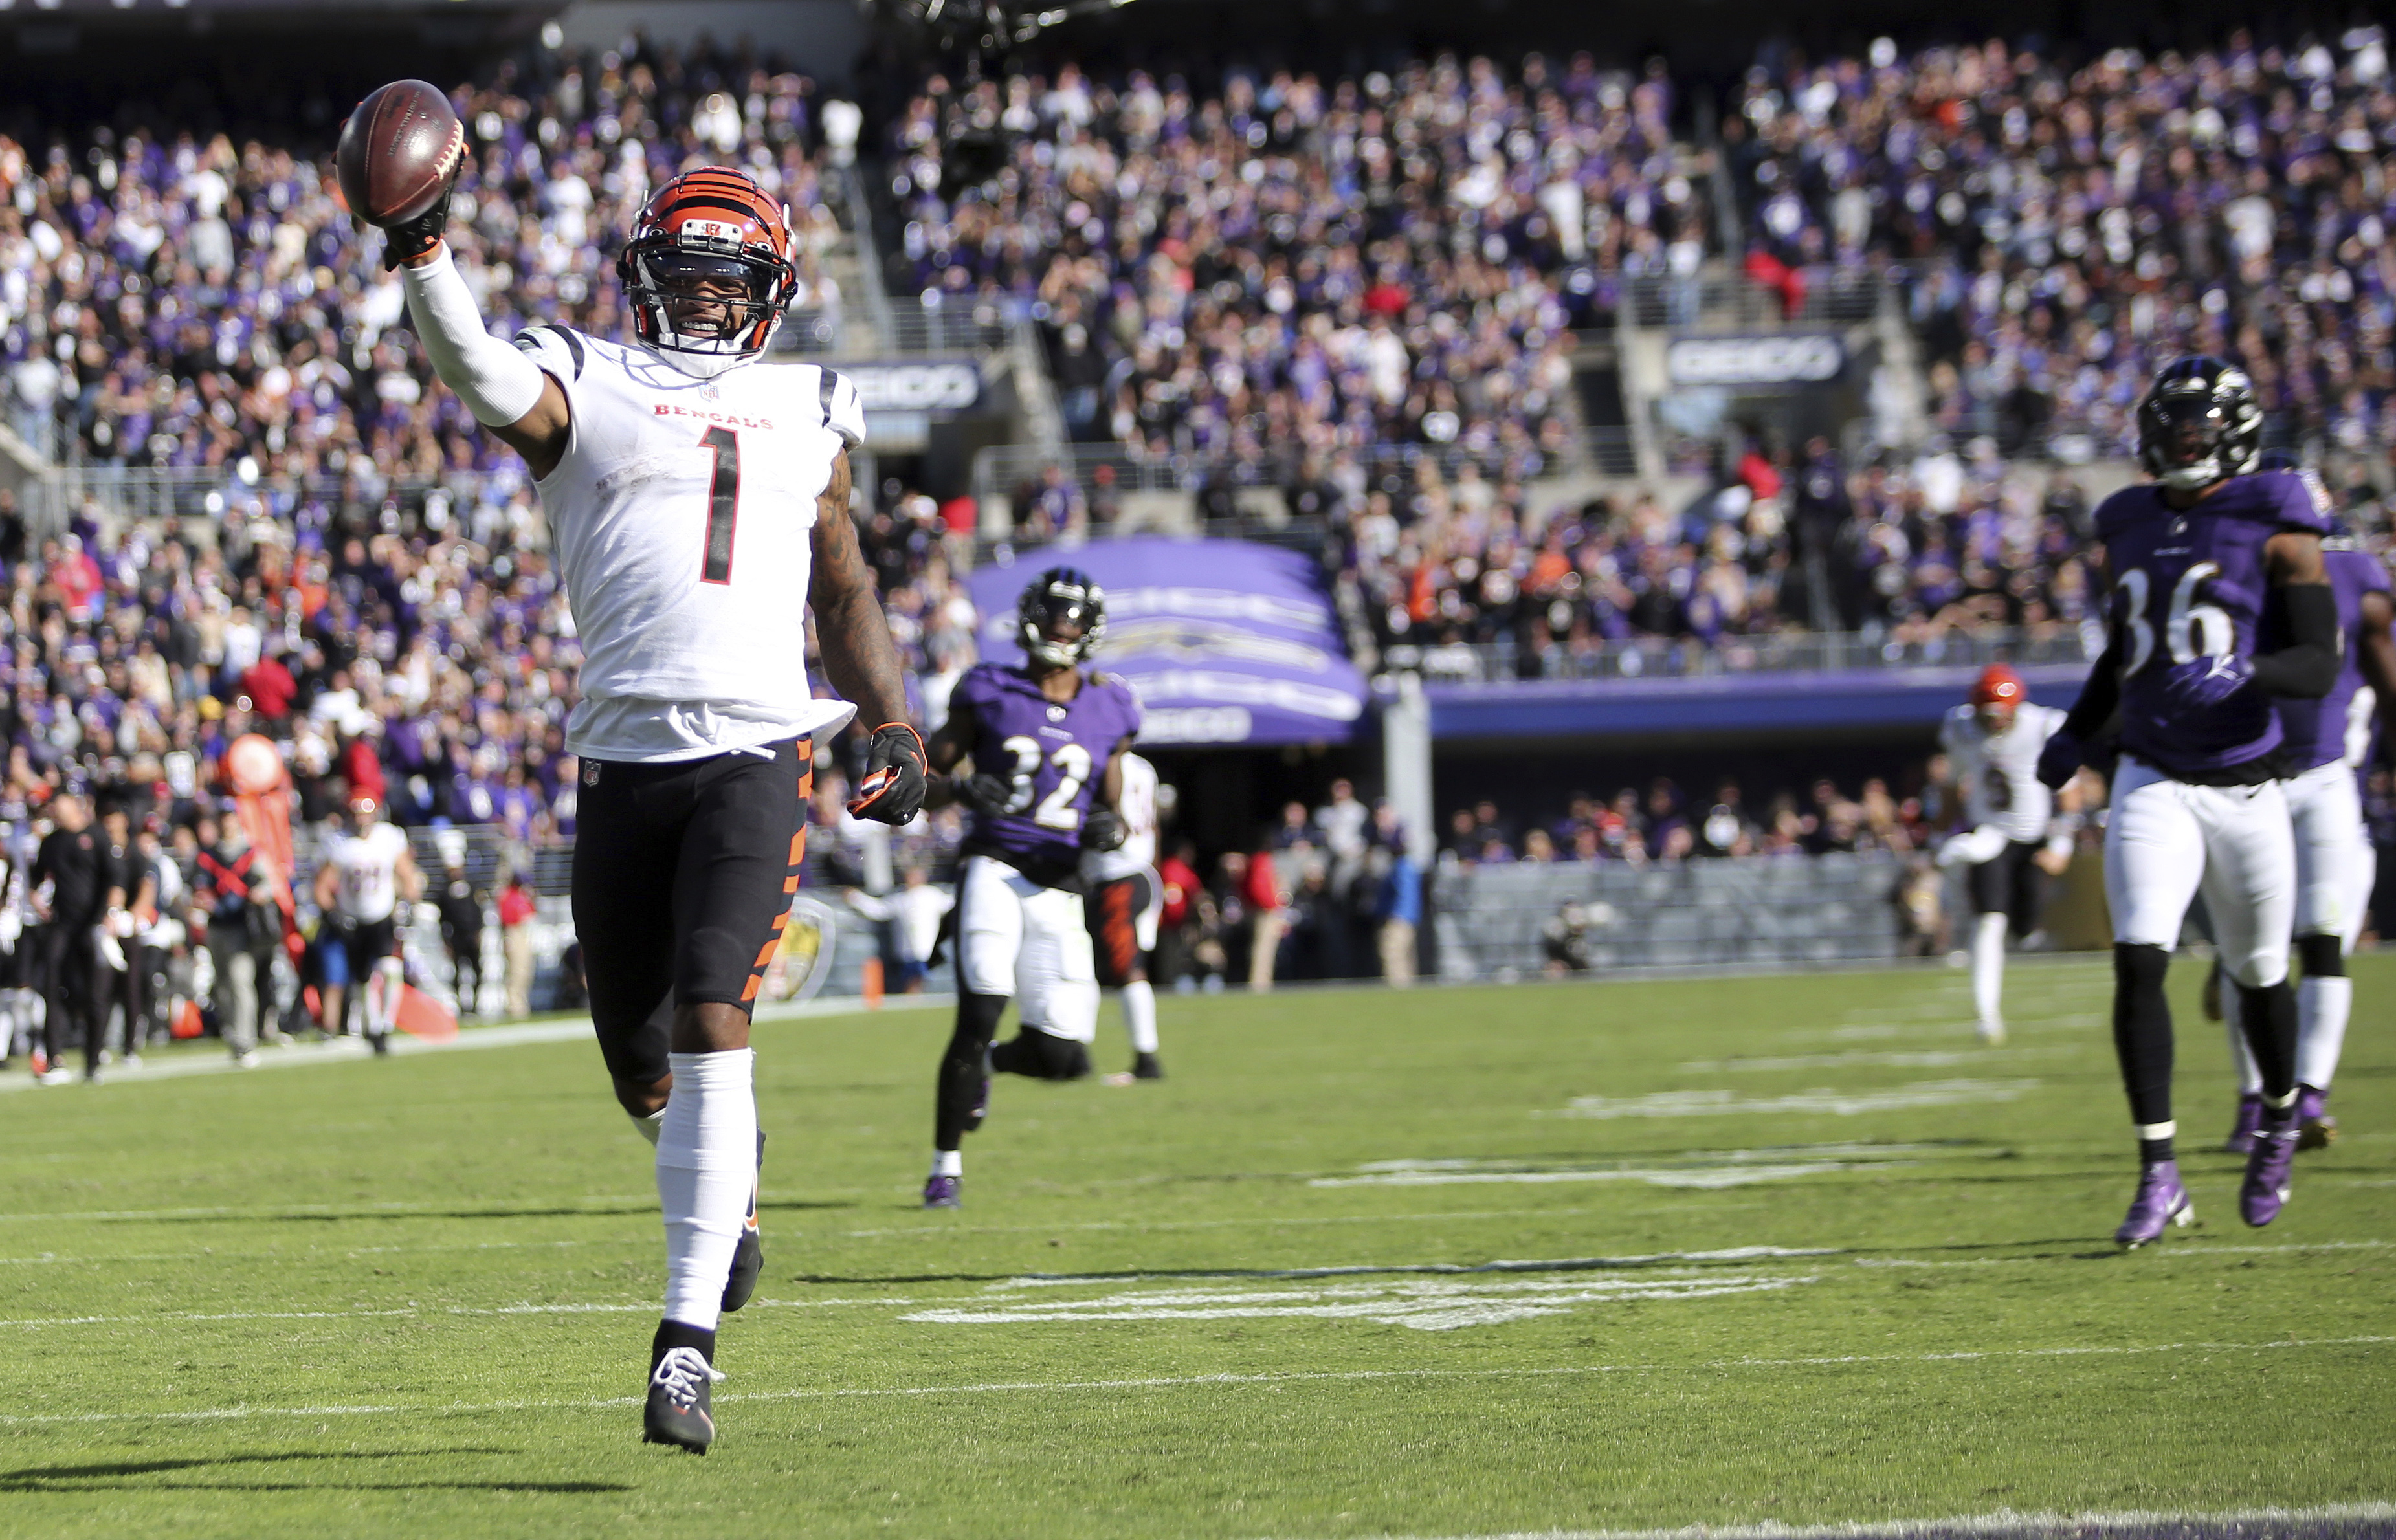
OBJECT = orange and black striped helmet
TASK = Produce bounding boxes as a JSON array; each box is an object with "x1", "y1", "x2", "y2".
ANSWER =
[{"x1": 616, "y1": 166, "x2": 797, "y2": 365}]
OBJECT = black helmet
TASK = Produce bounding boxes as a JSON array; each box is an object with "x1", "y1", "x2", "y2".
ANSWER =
[
  {"x1": 1017, "y1": 567, "x2": 1106, "y2": 668},
  {"x1": 2136, "y1": 356, "x2": 2261, "y2": 491}
]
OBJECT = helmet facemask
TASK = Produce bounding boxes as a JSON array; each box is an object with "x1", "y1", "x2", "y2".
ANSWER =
[
  {"x1": 623, "y1": 247, "x2": 789, "y2": 377},
  {"x1": 1018, "y1": 576, "x2": 1106, "y2": 669},
  {"x1": 616, "y1": 173, "x2": 797, "y2": 380},
  {"x1": 2137, "y1": 362, "x2": 2261, "y2": 492}
]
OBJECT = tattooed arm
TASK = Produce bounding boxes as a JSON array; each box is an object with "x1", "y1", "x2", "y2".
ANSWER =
[{"x1": 808, "y1": 448, "x2": 910, "y2": 732}]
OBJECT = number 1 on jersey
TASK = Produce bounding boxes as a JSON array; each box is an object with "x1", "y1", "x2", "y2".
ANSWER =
[{"x1": 700, "y1": 426, "x2": 740, "y2": 584}]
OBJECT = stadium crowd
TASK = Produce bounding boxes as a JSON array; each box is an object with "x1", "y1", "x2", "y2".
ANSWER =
[
  {"x1": 1725, "y1": 28, "x2": 2396, "y2": 457},
  {"x1": 0, "y1": 30, "x2": 2391, "y2": 945},
  {"x1": 887, "y1": 54, "x2": 1660, "y2": 481},
  {"x1": 1335, "y1": 443, "x2": 2123, "y2": 659}
]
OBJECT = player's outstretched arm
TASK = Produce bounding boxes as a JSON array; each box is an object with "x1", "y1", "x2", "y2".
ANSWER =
[
  {"x1": 2253, "y1": 531, "x2": 2340, "y2": 700},
  {"x1": 396, "y1": 243, "x2": 573, "y2": 480}
]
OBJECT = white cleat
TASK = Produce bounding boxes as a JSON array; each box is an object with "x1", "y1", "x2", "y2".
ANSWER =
[{"x1": 1976, "y1": 1018, "x2": 2007, "y2": 1046}]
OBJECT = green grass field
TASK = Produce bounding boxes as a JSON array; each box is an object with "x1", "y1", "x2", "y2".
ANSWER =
[{"x1": 2, "y1": 956, "x2": 2391, "y2": 1538}]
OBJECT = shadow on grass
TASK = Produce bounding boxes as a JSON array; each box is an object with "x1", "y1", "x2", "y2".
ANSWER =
[{"x1": 0, "y1": 1449, "x2": 630, "y2": 1494}]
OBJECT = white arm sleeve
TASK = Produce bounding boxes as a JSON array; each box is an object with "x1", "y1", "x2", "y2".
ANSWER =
[{"x1": 398, "y1": 246, "x2": 549, "y2": 429}]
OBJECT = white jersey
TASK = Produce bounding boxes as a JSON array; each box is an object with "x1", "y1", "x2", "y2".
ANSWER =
[
  {"x1": 1083, "y1": 752, "x2": 1159, "y2": 883},
  {"x1": 1939, "y1": 702, "x2": 2067, "y2": 843},
  {"x1": 322, "y1": 823, "x2": 410, "y2": 923},
  {"x1": 514, "y1": 326, "x2": 866, "y2": 762}
]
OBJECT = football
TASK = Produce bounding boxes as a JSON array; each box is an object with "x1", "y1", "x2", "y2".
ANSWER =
[{"x1": 335, "y1": 79, "x2": 465, "y2": 226}]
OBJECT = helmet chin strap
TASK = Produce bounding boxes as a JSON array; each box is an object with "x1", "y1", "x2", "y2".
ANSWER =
[{"x1": 2160, "y1": 456, "x2": 2221, "y2": 490}]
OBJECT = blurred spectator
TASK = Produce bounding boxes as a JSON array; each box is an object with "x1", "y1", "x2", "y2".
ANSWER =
[
  {"x1": 497, "y1": 872, "x2": 536, "y2": 1019},
  {"x1": 1371, "y1": 841, "x2": 1422, "y2": 986}
]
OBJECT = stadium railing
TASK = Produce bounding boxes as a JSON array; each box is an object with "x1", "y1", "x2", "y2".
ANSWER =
[
  {"x1": 1386, "y1": 625, "x2": 2098, "y2": 684},
  {"x1": 1430, "y1": 851, "x2": 1909, "y2": 980},
  {"x1": 970, "y1": 433, "x2": 1639, "y2": 522},
  {"x1": 1610, "y1": 262, "x2": 1908, "y2": 332}
]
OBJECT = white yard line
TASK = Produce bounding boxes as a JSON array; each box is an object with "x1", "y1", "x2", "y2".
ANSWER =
[
  {"x1": 0, "y1": 1294, "x2": 918, "y2": 1330},
  {"x1": 0, "y1": 994, "x2": 949, "y2": 1095},
  {"x1": 3, "y1": 1334, "x2": 2389, "y2": 1427},
  {"x1": 0, "y1": 1195, "x2": 656, "y2": 1225},
  {"x1": 1546, "y1": 1081, "x2": 2042, "y2": 1120},
  {"x1": 1271, "y1": 1501, "x2": 2396, "y2": 1540}
]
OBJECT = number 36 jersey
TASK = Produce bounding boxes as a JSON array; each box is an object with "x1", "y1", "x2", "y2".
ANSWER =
[
  {"x1": 2094, "y1": 469, "x2": 2335, "y2": 781},
  {"x1": 953, "y1": 663, "x2": 1142, "y2": 879},
  {"x1": 514, "y1": 325, "x2": 867, "y2": 762}
]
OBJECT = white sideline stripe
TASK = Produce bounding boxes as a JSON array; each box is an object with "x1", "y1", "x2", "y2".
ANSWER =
[
  {"x1": 0, "y1": 994, "x2": 947, "y2": 1095},
  {"x1": 1285, "y1": 1502, "x2": 2396, "y2": 1540},
  {"x1": 0, "y1": 1295, "x2": 918, "y2": 1330},
  {"x1": 3, "y1": 1335, "x2": 2390, "y2": 1427}
]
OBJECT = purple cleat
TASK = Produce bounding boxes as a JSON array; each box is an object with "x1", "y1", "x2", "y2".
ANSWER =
[
  {"x1": 2222, "y1": 1094, "x2": 2264, "y2": 1154},
  {"x1": 922, "y1": 1174, "x2": 962, "y2": 1209},
  {"x1": 2241, "y1": 1117, "x2": 2299, "y2": 1227},
  {"x1": 2294, "y1": 1086, "x2": 2338, "y2": 1152},
  {"x1": 2115, "y1": 1161, "x2": 2195, "y2": 1249}
]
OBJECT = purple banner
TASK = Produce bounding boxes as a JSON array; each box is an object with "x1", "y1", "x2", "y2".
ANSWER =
[{"x1": 967, "y1": 539, "x2": 1368, "y2": 746}]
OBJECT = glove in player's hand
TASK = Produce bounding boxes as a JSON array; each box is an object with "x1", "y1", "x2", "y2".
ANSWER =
[
  {"x1": 2158, "y1": 654, "x2": 2257, "y2": 713},
  {"x1": 2035, "y1": 729, "x2": 2081, "y2": 791},
  {"x1": 1081, "y1": 807, "x2": 1126, "y2": 852},
  {"x1": 960, "y1": 771, "x2": 1014, "y2": 815},
  {"x1": 846, "y1": 722, "x2": 927, "y2": 825},
  {"x1": 380, "y1": 157, "x2": 461, "y2": 270}
]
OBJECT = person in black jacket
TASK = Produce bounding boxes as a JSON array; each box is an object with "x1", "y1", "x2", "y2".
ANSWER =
[
  {"x1": 434, "y1": 849, "x2": 487, "y2": 1018},
  {"x1": 30, "y1": 790, "x2": 104, "y2": 1082}
]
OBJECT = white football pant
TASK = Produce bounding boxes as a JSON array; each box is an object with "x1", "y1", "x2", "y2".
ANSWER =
[
  {"x1": 955, "y1": 854, "x2": 1100, "y2": 1042},
  {"x1": 2226, "y1": 759, "x2": 2372, "y2": 1093},
  {"x1": 2104, "y1": 756, "x2": 2294, "y2": 988}
]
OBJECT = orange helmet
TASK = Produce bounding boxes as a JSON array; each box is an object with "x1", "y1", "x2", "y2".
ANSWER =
[
  {"x1": 1971, "y1": 663, "x2": 2025, "y2": 708},
  {"x1": 616, "y1": 166, "x2": 797, "y2": 368}
]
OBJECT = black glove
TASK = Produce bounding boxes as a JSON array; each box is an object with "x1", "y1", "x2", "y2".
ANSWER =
[
  {"x1": 845, "y1": 722, "x2": 927, "y2": 825},
  {"x1": 1081, "y1": 808, "x2": 1127, "y2": 852},
  {"x1": 379, "y1": 160, "x2": 461, "y2": 270},
  {"x1": 960, "y1": 771, "x2": 1014, "y2": 815}
]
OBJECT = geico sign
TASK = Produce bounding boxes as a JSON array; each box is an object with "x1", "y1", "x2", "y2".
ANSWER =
[
  {"x1": 1665, "y1": 335, "x2": 1845, "y2": 387},
  {"x1": 847, "y1": 362, "x2": 982, "y2": 412}
]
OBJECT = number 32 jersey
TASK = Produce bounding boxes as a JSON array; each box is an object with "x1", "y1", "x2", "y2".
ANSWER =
[
  {"x1": 2094, "y1": 469, "x2": 2335, "y2": 780},
  {"x1": 952, "y1": 663, "x2": 1142, "y2": 877},
  {"x1": 514, "y1": 325, "x2": 867, "y2": 762}
]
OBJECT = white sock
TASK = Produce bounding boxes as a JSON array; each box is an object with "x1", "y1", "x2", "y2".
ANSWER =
[
  {"x1": 1120, "y1": 981, "x2": 1158, "y2": 1055},
  {"x1": 368, "y1": 960, "x2": 405, "y2": 1035},
  {"x1": 1971, "y1": 912, "x2": 2007, "y2": 1026},
  {"x1": 656, "y1": 1049, "x2": 757, "y2": 1333},
  {"x1": 632, "y1": 1109, "x2": 665, "y2": 1147},
  {"x1": 931, "y1": 1149, "x2": 962, "y2": 1178},
  {"x1": 2295, "y1": 975, "x2": 2353, "y2": 1091}
]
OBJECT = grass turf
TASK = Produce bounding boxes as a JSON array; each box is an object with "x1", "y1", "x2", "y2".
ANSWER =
[{"x1": 0, "y1": 955, "x2": 2388, "y2": 1538}]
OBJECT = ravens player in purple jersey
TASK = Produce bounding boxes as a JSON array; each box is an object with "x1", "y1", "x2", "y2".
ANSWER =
[
  {"x1": 2219, "y1": 458, "x2": 2396, "y2": 1153},
  {"x1": 918, "y1": 568, "x2": 1141, "y2": 1208},
  {"x1": 2037, "y1": 357, "x2": 2344, "y2": 1248}
]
